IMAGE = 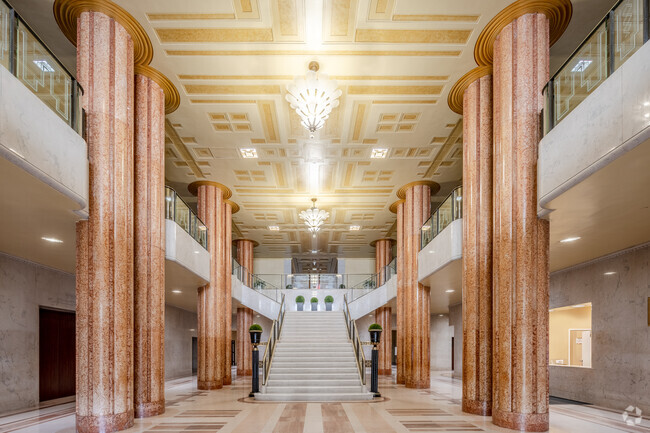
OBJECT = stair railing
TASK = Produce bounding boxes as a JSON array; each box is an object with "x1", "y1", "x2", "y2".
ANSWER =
[
  {"x1": 262, "y1": 293, "x2": 286, "y2": 386},
  {"x1": 343, "y1": 294, "x2": 366, "y2": 385}
]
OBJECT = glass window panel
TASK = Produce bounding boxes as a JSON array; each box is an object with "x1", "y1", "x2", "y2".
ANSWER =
[
  {"x1": 549, "y1": 303, "x2": 592, "y2": 368},
  {"x1": 613, "y1": 0, "x2": 644, "y2": 69},
  {"x1": 16, "y1": 20, "x2": 71, "y2": 125}
]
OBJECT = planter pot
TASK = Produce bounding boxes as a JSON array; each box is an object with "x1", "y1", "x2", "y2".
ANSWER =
[
  {"x1": 249, "y1": 330, "x2": 262, "y2": 345},
  {"x1": 296, "y1": 302, "x2": 304, "y2": 311},
  {"x1": 369, "y1": 329, "x2": 382, "y2": 344},
  {"x1": 311, "y1": 302, "x2": 318, "y2": 311},
  {"x1": 325, "y1": 302, "x2": 333, "y2": 311}
]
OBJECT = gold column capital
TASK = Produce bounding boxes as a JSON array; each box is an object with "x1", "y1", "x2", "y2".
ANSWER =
[
  {"x1": 474, "y1": 0, "x2": 572, "y2": 66},
  {"x1": 447, "y1": 66, "x2": 493, "y2": 115},
  {"x1": 389, "y1": 199, "x2": 405, "y2": 214},
  {"x1": 233, "y1": 238, "x2": 259, "y2": 248},
  {"x1": 370, "y1": 238, "x2": 394, "y2": 248},
  {"x1": 53, "y1": 0, "x2": 154, "y2": 66},
  {"x1": 397, "y1": 181, "x2": 440, "y2": 199},
  {"x1": 188, "y1": 181, "x2": 232, "y2": 199},
  {"x1": 224, "y1": 199, "x2": 240, "y2": 214},
  {"x1": 134, "y1": 65, "x2": 180, "y2": 114}
]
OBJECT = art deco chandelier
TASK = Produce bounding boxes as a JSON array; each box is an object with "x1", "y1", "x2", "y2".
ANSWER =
[
  {"x1": 285, "y1": 61, "x2": 342, "y2": 135},
  {"x1": 299, "y1": 198, "x2": 329, "y2": 233}
]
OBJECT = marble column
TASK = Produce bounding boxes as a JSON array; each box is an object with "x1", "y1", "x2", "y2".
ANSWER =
[
  {"x1": 451, "y1": 68, "x2": 494, "y2": 417},
  {"x1": 491, "y1": 13, "x2": 551, "y2": 432},
  {"x1": 74, "y1": 10, "x2": 135, "y2": 433},
  {"x1": 400, "y1": 182, "x2": 436, "y2": 389},
  {"x1": 133, "y1": 68, "x2": 167, "y2": 418},
  {"x1": 235, "y1": 239, "x2": 256, "y2": 376},
  {"x1": 373, "y1": 238, "x2": 393, "y2": 375},
  {"x1": 222, "y1": 200, "x2": 237, "y2": 385},
  {"x1": 190, "y1": 181, "x2": 231, "y2": 390},
  {"x1": 391, "y1": 200, "x2": 406, "y2": 384}
]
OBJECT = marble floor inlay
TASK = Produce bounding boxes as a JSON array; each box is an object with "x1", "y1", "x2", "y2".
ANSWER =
[{"x1": 0, "y1": 373, "x2": 648, "y2": 433}]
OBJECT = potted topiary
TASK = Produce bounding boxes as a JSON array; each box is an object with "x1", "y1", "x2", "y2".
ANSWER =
[
  {"x1": 324, "y1": 295, "x2": 334, "y2": 311},
  {"x1": 295, "y1": 295, "x2": 305, "y2": 311},
  {"x1": 310, "y1": 297, "x2": 318, "y2": 311},
  {"x1": 339, "y1": 284, "x2": 346, "y2": 289},
  {"x1": 286, "y1": 284, "x2": 293, "y2": 289},
  {"x1": 368, "y1": 323, "x2": 382, "y2": 344},
  {"x1": 249, "y1": 323, "x2": 263, "y2": 344}
]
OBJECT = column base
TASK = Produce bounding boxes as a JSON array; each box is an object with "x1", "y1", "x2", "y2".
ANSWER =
[
  {"x1": 237, "y1": 368, "x2": 252, "y2": 376},
  {"x1": 198, "y1": 380, "x2": 223, "y2": 390},
  {"x1": 492, "y1": 408, "x2": 549, "y2": 432},
  {"x1": 462, "y1": 398, "x2": 491, "y2": 416},
  {"x1": 76, "y1": 411, "x2": 134, "y2": 433},
  {"x1": 223, "y1": 376, "x2": 232, "y2": 385},
  {"x1": 135, "y1": 400, "x2": 165, "y2": 418},
  {"x1": 379, "y1": 369, "x2": 392, "y2": 376},
  {"x1": 396, "y1": 375, "x2": 405, "y2": 384},
  {"x1": 405, "y1": 381, "x2": 429, "y2": 389}
]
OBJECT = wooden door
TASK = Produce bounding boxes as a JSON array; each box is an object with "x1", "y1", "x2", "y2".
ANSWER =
[{"x1": 39, "y1": 308, "x2": 75, "y2": 402}]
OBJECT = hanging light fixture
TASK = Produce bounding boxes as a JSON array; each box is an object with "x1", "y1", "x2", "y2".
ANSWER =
[
  {"x1": 286, "y1": 61, "x2": 342, "y2": 135},
  {"x1": 299, "y1": 198, "x2": 329, "y2": 233}
]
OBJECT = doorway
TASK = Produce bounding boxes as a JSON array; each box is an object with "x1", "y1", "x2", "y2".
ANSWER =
[
  {"x1": 39, "y1": 308, "x2": 75, "y2": 402},
  {"x1": 192, "y1": 337, "x2": 198, "y2": 374}
]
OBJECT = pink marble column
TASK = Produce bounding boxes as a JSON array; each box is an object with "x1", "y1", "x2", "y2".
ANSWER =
[
  {"x1": 133, "y1": 71, "x2": 166, "y2": 418},
  {"x1": 391, "y1": 200, "x2": 406, "y2": 384},
  {"x1": 222, "y1": 200, "x2": 236, "y2": 385},
  {"x1": 373, "y1": 238, "x2": 393, "y2": 375},
  {"x1": 400, "y1": 182, "x2": 435, "y2": 389},
  {"x1": 460, "y1": 71, "x2": 494, "y2": 417},
  {"x1": 235, "y1": 239, "x2": 255, "y2": 376},
  {"x1": 190, "y1": 181, "x2": 231, "y2": 390},
  {"x1": 74, "y1": 10, "x2": 135, "y2": 433},
  {"x1": 492, "y1": 13, "x2": 551, "y2": 432}
]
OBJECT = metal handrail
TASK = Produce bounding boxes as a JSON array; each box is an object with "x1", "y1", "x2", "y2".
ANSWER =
[
  {"x1": 262, "y1": 294, "x2": 286, "y2": 386},
  {"x1": 165, "y1": 185, "x2": 208, "y2": 249},
  {"x1": 420, "y1": 185, "x2": 463, "y2": 250},
  {"x1": 343, "y1": 294, "x2": 366, "y2": 385}
]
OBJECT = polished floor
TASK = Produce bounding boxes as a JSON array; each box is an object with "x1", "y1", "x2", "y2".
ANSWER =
[{"x1": 1, "y1": 371, "x2": 647, "y2": 433}]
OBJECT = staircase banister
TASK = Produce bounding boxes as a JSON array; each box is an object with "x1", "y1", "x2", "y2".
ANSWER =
[{"x1": 343, "y1": 294, "x2": 366, "y2": 386}]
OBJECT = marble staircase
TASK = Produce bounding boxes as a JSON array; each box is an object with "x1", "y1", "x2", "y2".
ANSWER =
[{"x1": 255, "y1": 311, "x2": 373, "y2": 401}]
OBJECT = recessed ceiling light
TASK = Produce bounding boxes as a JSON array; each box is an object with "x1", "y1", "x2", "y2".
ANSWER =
[
  {"x1": 312, "y1": 267, "x2": 317, "y2": 270},
  {"x1": 172, "y1": 289, "x2": 182, "y2": 294},
  {"x1": 644, "y1": 113, "x2": 650, "y2": 118},
  {"x1": 370, "y1": 148, "x2": 388, "y2": 159},
  {"x1": 560, "y1": 236, "x2": 581, "y2": 243},
  {"x1": 644, "y1": 101, "x2": 650, "y2": 107},
  {"x1": 189, "y1": 328, "x2": 196, "y2": 331},
  {"x1": 604, "y1": 271, "x2": 617, "y2": 275},
  {"x1": 268, "y1": 225, "x2": 280, "y2": 231},
  {"x1": 240, "y1": 148, "x2": 258, "y2": 158},
  {"x1": 445, "y1": 289, "x2": 455, "y2": 293},
  {"x1": 311, "y1": 250, "x2": 318, "y2": 254},
  {"x1": 350, "y1": 225, "x2": 361, "y2": 231},
  {"x1": 42, "y1": 237, "x2": 63, "y2": 243},
  {"x1": 194, "y1": 251, "x2": 200, "y2": 254},
  {"x1": 438, "y1": 314, "x2": 444, "y2": 317}
]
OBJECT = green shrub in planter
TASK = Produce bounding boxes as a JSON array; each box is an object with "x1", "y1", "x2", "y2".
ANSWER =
[
  {"x1": 310, "y1": 297, "x2": 318, "y2": 303},
  {"x1": 324, "y1": 296, "x2": 334, "y2": 303},
  {"x1": 249, "y1": 323, "x2": 262, "y2": 344},
  {"x1": 310, "y1": 297, "x2": 318, "y2": 311},
  {"x1": 295, "y1": 295, "x2": 305, "y2": 311},
  {"x1": 368, "y1": 323, "x2": 382, "y2": 344},
  {"x1": 324, "y1": 295, "x2": 334, "y2": 311},
  {"x1": 285, "y1": 284, "x2": 293, "y2": 289},
  {"x1": 339, "y1": 284, "x2": 346, "y2": 289},
  {"x1": 249, "y1": 323, "x2": 263, "y2": 331}
]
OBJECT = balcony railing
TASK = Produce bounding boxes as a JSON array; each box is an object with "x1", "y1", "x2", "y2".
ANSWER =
[
  {"x1": 165, "y1": 186, "x2": 208, "y2": 249},
  {"x1": 543, "y1": 0, "x2": 650, "y2": 133},
  {"x1": 420, "y1": 186, "x2": 463, "y2": 250},
  {"x1": 1, "y1": 0, "x2": 84, "y2": 134}
]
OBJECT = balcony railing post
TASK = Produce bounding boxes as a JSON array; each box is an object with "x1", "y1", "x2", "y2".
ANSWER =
[
  {"x1": 644, "y1": 0, "x2": 649, "y2": 43},
  {"x1": 607, "y1": 10, "x2": 615, "y2": 76},
  {"x1": 71, "y1": 80, "x2": 78, "y2": 131},
  {"x1": 9, "y1": 8, "x2": 16, "y2": 75}
]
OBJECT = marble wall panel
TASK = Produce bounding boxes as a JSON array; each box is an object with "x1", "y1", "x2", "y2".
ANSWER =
[
  {"x1": 448, "y1": 303, "x2": 463, "y2": 380},
  {"x1": 164, "y1": 305, "x2": 197, "y2": 380}
]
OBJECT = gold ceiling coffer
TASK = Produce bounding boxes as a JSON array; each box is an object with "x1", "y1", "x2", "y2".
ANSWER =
[
  {"x1": 397, "y1": 181, "x2": 441, "y2": 200},
  {"x1": 473, "y1": 0, "x2": 573, "y2": 67},
  {"x1": 134, "y1": 65, "x2": 181, "y2": 114},
  {"x1": 53, "y1": 0, "x2": 154, "y2": 66}
]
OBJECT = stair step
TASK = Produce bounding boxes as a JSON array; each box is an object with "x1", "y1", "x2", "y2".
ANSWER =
[
  {"x1": 270, "y1": 367, "x2": 358, "y2": 373},
  {"x1": 265, "y1": 386, "x2": 364, "y2": 394},
  {"x1": 269, "y1": 373, "x2": 359, "y2": 380},
  {"x1": 255, "y1": 393, "x2": 373, "y2": 402},
  {"x1": 267, "y1": 379, "x2": 361, "y2": 387}
]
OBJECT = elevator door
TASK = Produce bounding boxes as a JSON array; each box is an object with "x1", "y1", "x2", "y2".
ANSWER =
[{"x1": 39, "y1": 308, "x2": 75, "y2": 402}]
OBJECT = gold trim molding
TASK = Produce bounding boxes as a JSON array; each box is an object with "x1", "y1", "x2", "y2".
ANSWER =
[
  {"x1": 370, "y1": 238, "x2": 395, "y2": 248},
  {"x1": 53, "y1": 0, "x2": 154, "y2": 66},
  {"x1": 447, "y1": 66, "x2": 493, "y2": 114},
  {"x1": 224, "y1": 200, "x2": 240, "y2": 214},
  {"x1": 188, "y1": 181, "x2": 232, "y2": 199},
  {"x1": 474, "y1": 0, "x2": 572, "y2": 66},
  {"x1": 135, "y1": 65, "x2": 180, "y2": 114},
  {"x1": 397, "y1": 181, "x2": 441, "y2": 199},
  {"x1": 389, "y1": 199, "x2": 405, "y2": 214},
  {"x1": 233, "y1": 239, "x2": 260, "y2": 248}
]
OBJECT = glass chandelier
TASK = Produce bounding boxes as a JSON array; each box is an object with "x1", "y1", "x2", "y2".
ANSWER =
[
  {"x1": 286, "y1": 61, "x2": 342, "y2": 134},
  {"x1": 299, "y1": 198, "x2": 329, "y2": 233}
]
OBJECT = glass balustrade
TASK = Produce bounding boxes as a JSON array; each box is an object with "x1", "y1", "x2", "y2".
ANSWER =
[
  {"x1": 544, "y1": 0, "x2": 650, "y2": 133},
  {"x1": 420, "y1": 186, "x2": 463, "y2": 250},
  {"x1": 165, "y1": 186, "x2": 208, "y2": 249},
  {"x1": 0, "y1": 1, "x2": 83, "y2": 134}
]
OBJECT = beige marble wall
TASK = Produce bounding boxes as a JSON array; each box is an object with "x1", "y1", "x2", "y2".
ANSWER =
[
  {"x1": 430, "y1": 314, "x2": 453, "y2": 371},
  {"x1": 0, "y1": 253, "x2": 75, "y2": 414},
  {"x1": 549, "y1": 244, "x2": 650, "y2": 414},
  {"x1": 448, "y1": 303, "x2": 463, "y2": 380},
  {"x1": 164, "y1": 305, "x2": 197, "y2": 380}
]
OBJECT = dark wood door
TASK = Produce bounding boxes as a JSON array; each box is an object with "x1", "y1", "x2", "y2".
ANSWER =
[
  {"x1": 192, "y1": 337, "x2": 198, "y2": 374},
  {"x1": 39, "y1": 308, "x2": 75, "y2": 402}
]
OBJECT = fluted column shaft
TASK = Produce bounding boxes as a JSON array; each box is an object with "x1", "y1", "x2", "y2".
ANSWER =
[
  {"x1": 404, "y1": 185, "x2": 431, "y2": 389},
  {"x1": 222, "y1": 202, "x2": 233, "y2": 384},
  {"x1": 236, "y1": 240, "x2": 255, "y2": 376},
  {"x1": 196, "y1": 184, "x2": 224, "y2": 390},
  {"x1": 373, "y1": 239, "x2": 392, "y2": 375},
  {"x1": 133, "y1": 74, "x2": 165, "y2": 418},
  {"x1": 395, "y1": 201, "x2": 406, "y2": 384},
  {"x1": 75, "y1": 10, "x2": 134, "y2": 433},
  {"x1": 461, "y1": 74, "x2": 493, "y2": 417},
  {"x1": 492, "y1": 13, "x2": 550, "y2": 432}
]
